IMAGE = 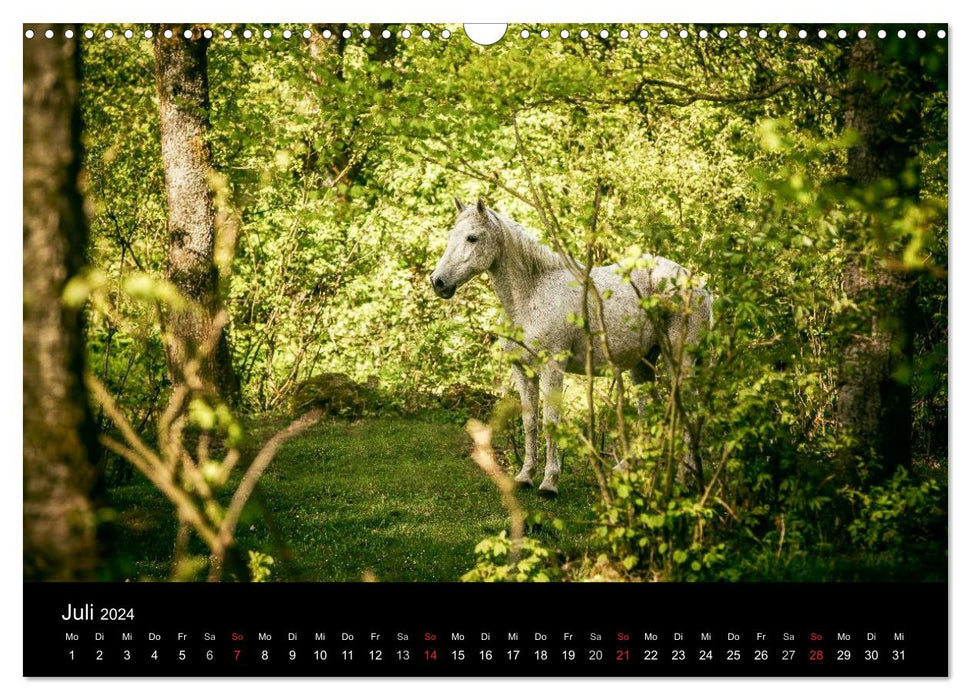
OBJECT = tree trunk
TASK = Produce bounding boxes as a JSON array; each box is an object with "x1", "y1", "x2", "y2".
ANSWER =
[
  {"x1": 154, "y1": 26, "x2": 238, "y2": 400},
  {"x1": 837, "y1": 38, "x2": 920, "y2": 475},
  {"x1": 23, "y1": 24, "x2": 101, "y2": 581}
]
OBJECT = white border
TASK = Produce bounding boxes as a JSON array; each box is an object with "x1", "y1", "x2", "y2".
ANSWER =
[
  {"x1": 3, "y1": 1, "x2": 965, "y2": 699},
  {"x1": 2, "y1": 0, "x2": 961, "y2": 22}
]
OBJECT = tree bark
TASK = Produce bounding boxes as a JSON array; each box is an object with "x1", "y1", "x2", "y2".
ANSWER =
[
  {"x1": 154, "y1": 26, "x2": 238, "y2": 400},
  {"x1": 837, "y1": 38, "x2": 920, "y2": 475},
  {"x1": 23, "y1": 24, "x2": 101, "y2": 580}
]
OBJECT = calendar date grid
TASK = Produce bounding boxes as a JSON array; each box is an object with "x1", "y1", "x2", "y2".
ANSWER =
[{"x1": 60, "y1": 625, "x2": 913, "y2": 672}]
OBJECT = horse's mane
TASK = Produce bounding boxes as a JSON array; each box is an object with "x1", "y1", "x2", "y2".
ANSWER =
[{"x1": 492, "y1": 212, "x2": 568, "y2": 276}]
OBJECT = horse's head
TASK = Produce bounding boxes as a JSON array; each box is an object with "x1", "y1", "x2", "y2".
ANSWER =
[{"x1": 430, "y1": 197, "x2": 501, "y2": 299}]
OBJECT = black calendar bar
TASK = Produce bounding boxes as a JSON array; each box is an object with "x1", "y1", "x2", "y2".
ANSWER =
[{"x1": 24, "y1": 582, "x2": 947, "y2": 677}]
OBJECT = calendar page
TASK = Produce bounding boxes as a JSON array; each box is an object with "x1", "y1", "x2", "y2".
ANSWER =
[{"x1": 22, "y1": 21, "x2": 948, "y2": 678}]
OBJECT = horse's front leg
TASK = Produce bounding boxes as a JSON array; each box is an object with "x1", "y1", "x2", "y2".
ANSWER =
[
  {"x1": 538, "y1": 361, "x2": 565, "y2": 496},
  {"x1": 511, "y1": 364, "x2": 539, "y2": 488}
]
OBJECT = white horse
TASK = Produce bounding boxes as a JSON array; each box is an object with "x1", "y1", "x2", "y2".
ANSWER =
[{"x1": 431, "y1": 198, "x2": 712, "y2": 496}]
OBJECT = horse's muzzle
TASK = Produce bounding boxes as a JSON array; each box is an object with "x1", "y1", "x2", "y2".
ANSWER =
[{"x1": 430, "y1": 276, "x2": 456, "y2": 299}]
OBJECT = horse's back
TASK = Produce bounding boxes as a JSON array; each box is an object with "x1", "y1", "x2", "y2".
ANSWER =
[
  {"x1": 522, "y1": 255, "x2": 709, "y2": 373},
  {"x1": 594, "y1": 255, "x2": 710, "y2": 367}
]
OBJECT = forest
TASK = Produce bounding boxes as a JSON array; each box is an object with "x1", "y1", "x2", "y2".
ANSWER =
[{"x1": 23, "y1": 23, "x2": 947, "y2": 583}]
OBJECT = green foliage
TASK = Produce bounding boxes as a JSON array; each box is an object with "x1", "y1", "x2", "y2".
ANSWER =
[
  {"x1": 594, "y1": 471, "x2": 727, "y2": 581},
  {"x1": 462, "y1": 531, "x2": 562, "y2": 582},
  {"x1": 247, "y1": 550, "x2": 275, "y2": 582},
  {"x1": 844, "y1": 468, "x2": 946, "y2": 556}
]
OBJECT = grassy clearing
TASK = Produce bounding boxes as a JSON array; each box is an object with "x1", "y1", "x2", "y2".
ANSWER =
[
  {"x1": 104, "y1": 410, "x2": 946, "y2": 583},
  {"x1": 106, "y1": 413, "x2": 601, "y2": 582}
]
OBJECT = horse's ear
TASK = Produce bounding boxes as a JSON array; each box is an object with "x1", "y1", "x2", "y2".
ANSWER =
[
  {"x1": 453, "y1": 196, "x2": 465, "y2": 213},
  {"x1": 475, "y1": 198, "x2": 486, "y2": 215}
]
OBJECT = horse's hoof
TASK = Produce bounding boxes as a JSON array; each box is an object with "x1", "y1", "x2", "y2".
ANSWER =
[
  {"x1": 538, "y1": 486, "x2": 559, "y2": 499},
  {"x1": 514, "y1": 479, "x2": 534, "y2": 490}
]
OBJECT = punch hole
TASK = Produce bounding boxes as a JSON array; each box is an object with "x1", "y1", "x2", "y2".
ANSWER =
[
  {"x1": 65, "y1": 29, "x2": 74, "y2": 38},
  {"x1": 739, "y1": 30, "x2": 749, "y2": 39},
  {"x1": 85, "y1": 29, "x2": 94, "y2": 39},
  {"x1": 541, "y1": 29, "x2": 550, "y2": 39},
  {"x1": 24, "y1": 29, "x2": 33, "y2": 39},
  {"x1": 464, "y1": 24, "x2": 507, "y2": 45}
]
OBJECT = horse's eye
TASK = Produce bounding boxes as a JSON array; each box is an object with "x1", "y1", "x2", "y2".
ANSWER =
[{"x1": 466, "y1": 235, "x2": 479, "y2": 244}]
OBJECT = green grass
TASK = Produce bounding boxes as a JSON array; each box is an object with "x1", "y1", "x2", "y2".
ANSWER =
[
  {"x1": 105, "y1": 414, "x2": 601, "y2": 582},
  {"x1": 103, "y1": 412, "x2": 946, "y2": 583}
]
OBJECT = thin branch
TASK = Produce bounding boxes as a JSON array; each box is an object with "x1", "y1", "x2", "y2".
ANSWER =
[
  {"x1": 630, "y1": 77, "x2": 834, "y2": 107},
  {"x1": 467, "y1": 419, "x2": 525, "y2": 562},
  {"x1": 212, "y1": 409, "x2": 323, "y2": 578}
]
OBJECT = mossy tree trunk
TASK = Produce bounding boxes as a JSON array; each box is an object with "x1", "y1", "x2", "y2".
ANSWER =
[
  {"x1": 154, "y1": 26, "x2": 238, "y2": 400},
  {"x1": 837, "y1": 38, "x2": 920, "y2": 475},
  {"x1": 23, "y1": 24, "x2": 102, "y2": 581}
]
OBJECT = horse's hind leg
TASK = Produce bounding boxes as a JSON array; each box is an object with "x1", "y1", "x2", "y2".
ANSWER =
[
  {"x1": 664, "y1": 324, "x2": 703, "y2": 489},
  {"x1": 615, "y1": 346, "x2": 661, "y2": 473},
  {"x1": 511, "y1": 365, "x2": 539, "y2": 488},
  {"x1": 630, "y1": 345, "x2": 661, "y2": 416}
]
